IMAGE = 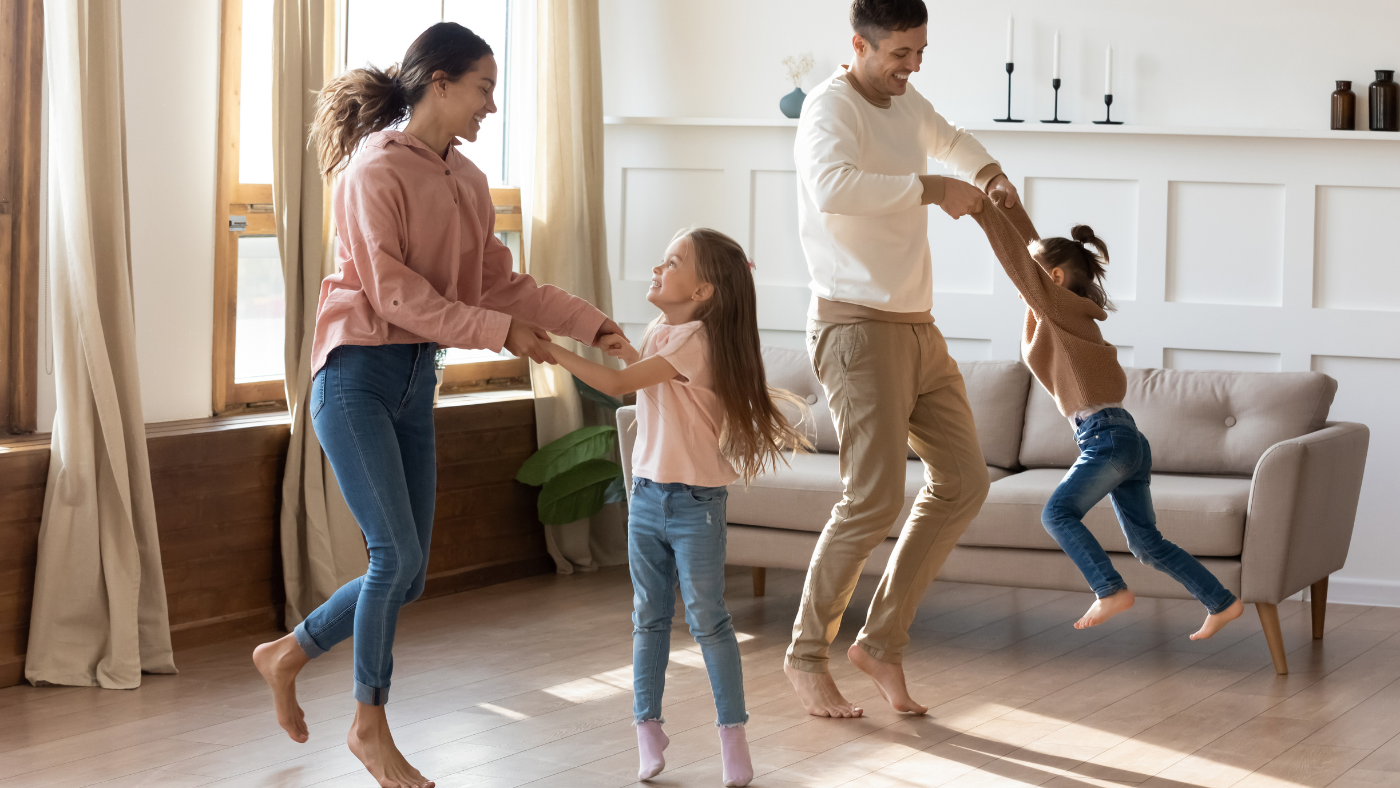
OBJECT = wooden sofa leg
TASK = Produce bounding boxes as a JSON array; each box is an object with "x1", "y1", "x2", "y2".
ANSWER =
[
  {"x1": 752, "y1": 567, "x2": 766, "y2": 597},
  {"x1": 1312, "y1": 577, "x2": 1329, "y2": 640},
  {"x1": 1257, "y1": 603, "x2": 1288, "y2": 675}
]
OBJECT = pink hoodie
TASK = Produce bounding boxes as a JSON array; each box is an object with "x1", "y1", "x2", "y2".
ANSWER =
[{"x1": 310, "y1": 130, "x2": 606, "y2": 374}]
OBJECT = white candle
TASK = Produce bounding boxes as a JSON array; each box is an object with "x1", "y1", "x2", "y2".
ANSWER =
[
  {"x1": 1006, "y1": 17, "x2": 1014, "y2": 64},
  {"x1": 1053, "y1": 31, "x2": 1061, "y2": 79},
  {"x1": 1104, "y1": 44, "x2": 1113, "y2": 95}
]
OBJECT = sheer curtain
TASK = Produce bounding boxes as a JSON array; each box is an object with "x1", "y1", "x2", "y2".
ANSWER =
[
  {"x1": 528, "y1": 0, "x2": 627, "y2": 572},
  {"x1": 26, "y1": 0, "x2": 176, "y2": 688},
  {"x1": 273, "y1": 0, "x2": 368, "y2": 628}
]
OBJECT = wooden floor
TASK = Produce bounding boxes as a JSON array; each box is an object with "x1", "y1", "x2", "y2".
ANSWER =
[{"x1": 1, "y1": 568, "x2": 1398, "y2": 788}]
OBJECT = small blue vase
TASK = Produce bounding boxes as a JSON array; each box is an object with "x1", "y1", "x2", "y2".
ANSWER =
[{"x1": 779, "y1": 87, "x2": 806, "y2": 118}]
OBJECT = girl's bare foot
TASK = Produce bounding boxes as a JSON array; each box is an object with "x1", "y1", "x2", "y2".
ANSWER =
[
  {"x1": 1075, "y1": 589, "x2": 1136, "y2": 629},
  {"x1": 252, "y1": 634, "x2": 311, "y2": 743},
  {"x1": 347, "y1": 703, "x2": 434, "y2": 788},
  {"x1": 1190, "y1": 598, "x2": 1245, "y2": 640},
  {"x1": 784, "y1": 661, "x2": 863, "y2": 718},
  {"x1": 847, "y1": 643, "x2": 927, "y2": 715}
]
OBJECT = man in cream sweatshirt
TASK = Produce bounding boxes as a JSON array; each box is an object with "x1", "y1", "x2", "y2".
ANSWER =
[{"x1": 785, "y1": 0, "x2": 1019, "y2": 718}]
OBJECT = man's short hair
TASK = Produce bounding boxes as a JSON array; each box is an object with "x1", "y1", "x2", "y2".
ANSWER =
[{"x1": 850, "y1": 0, "x2": 928, "y2": 49}]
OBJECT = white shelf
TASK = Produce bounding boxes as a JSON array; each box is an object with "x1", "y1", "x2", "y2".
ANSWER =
[{"x1": 603, "y1": 115, "x2": 1400, "y2": 141}]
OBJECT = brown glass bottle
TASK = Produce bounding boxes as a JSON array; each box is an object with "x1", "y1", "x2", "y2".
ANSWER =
[
  {"x1": 1332, "y1": 81, "x2": 1356, "y2": 130},
  {"x1": 1370, "y1": 70, "x2": 1398, "y2": 132}
]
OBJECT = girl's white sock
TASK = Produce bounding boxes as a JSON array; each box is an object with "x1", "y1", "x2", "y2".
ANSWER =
[
  {"x1": 719, "y1": 724, "x2": 754, "y2": 787},
  {"x1": 636, "y1": 720, "x2": 668, "y2": 781}
]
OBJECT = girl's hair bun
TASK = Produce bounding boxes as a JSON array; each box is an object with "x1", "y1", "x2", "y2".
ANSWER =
[{"x1": 1071, "y1": 224, "x2": 1097, "y2": 245}]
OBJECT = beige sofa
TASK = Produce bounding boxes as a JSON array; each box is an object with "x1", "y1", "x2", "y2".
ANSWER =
[{"x1": 617, "y1": 347, "x2": 1370, "y2": 675}]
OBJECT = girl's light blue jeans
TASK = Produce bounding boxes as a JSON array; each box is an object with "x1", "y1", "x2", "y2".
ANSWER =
[
  {"x1": 1041, "y1": 408, "x2": 1238, "y2": 615},
  {"x1": 293, "y1": 342, "x2": 438, "y2": 706},
  {"x1": 629, "y1": 477, "x2": 748, "y2": 727}
]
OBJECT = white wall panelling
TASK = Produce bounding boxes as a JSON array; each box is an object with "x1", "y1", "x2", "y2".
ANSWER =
[
  {"x1": 620, "y1": 167, "x2": 726, "y2": 282},
  {"x1": 1314, "y1": 185, "x2": 1400, "y2": 313},
  {"x1": 604, "y1": 120, "x2": 1400, "y2": 604},
  {"x1": 1163, "y1": 348, "x2": 1283, "y2": 373},
  {"x1": 1025, "y1": 177, "x2": 1139, "y2": 303},
  {"x1": 1166, "y1": 182, "x2": 1286, "y2": 308}
]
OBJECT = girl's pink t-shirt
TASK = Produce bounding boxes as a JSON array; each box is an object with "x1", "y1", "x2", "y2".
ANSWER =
[
  {"x1": 310, "y1": 130, "x2": 607, "y2": 375},
  {"x1": 631, "y1": 321, "x2": 739, "y2": 488}
]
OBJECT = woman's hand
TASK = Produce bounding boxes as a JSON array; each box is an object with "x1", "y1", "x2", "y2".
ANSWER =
[
  {"x1": 504, "y1": 318, "x2": 556, "y2": 364},
  {"x1": 593, "y1": 318, "x2": 626, "y2": 347},
  {"x1": 598, "y1": 333, "x2": 640, "y2": 365}
]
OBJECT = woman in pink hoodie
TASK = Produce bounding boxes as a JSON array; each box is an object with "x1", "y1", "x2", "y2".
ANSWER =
[{"x1": 252, "y1": 23, "x2": 621, "y2": 788}]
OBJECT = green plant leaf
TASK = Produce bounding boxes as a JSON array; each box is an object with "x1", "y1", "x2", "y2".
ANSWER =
[
  {"x1": 574, "y1": 376, "x2": 625, "y2": 412},
  {"x1": 538, "y1": 458, "x2": 623, "y2": 526},
  {"x1": 516, "y1": 425, "x2": 618, "y2": 486}
]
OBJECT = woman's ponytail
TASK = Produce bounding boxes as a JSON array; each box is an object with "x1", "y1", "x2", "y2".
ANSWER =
[{"x1": 311, "y1": 22, "x2": 493, "y2": 177}]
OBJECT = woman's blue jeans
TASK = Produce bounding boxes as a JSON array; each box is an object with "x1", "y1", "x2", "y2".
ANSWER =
[
  {"x1": 629, "y1": 477, "x2": 748, "y2": 727},
  {"x1": 293, "y1": 342, "x2": 438, "y2": 706},
  {"x1": 1041, "y1": 408, "x2": 1237, "y2": 615}
]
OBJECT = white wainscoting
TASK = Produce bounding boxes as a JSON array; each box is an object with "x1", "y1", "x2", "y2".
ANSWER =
[{"x1": 603, "y1": 120, "x2": 1400, "y2": 605}]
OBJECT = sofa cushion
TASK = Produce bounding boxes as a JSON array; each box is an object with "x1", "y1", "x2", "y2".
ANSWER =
[
  {"x1": 1020, "y1": 368, "x2": 1336, "y2": 476},
  {"x1": 763, "y1": 346, "x2": 1030, "y2": 470},
  {"x1": 726, "y1": 450, "x2": 1014, "y2": 537},
  {"x1": 961, "y1": 468, "x2": 1250, "y2": 557}
]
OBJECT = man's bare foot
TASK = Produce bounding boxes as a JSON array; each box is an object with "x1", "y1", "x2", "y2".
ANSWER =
[
  {"x1": 784, "y1": 661, "x2": 863, "y2": 718},
  {"x1": 1075, "y1": 589, "x2": 1136, "y2": 629},
  {"x1": 847, "y1": 643, "x2": 927, "y2": 715},
  {"x1": 1190, "y1": 598, "x2": 1245, "y2": 640},
  {"x1": 252, "y1": 634, "x2": 311, "y2": 742},
  {"x1": 347, "y1": 704, "x2": 434, "y2": 788}
]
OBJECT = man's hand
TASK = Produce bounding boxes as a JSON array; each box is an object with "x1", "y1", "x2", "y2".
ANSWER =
[
  {"x1": 987, "y1": 173, "x2": 1019, "y2": 209},
  {"x1": 593, "y1": 318, "x2": 626, "y2": 347},
  {"x1": 504, "y1": 318, "x2": 556, "y2": 364},
  {"x1": 940, "y1": 179, "x2": 985, "y2": 220},
  {"x1": 598, "y1": 333, "x2": 640, "y2": 365}
]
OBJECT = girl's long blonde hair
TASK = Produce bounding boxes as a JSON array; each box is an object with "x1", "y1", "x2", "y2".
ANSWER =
[{"x1": 650, "y1": 228, "x2": 811, "y2": 483}]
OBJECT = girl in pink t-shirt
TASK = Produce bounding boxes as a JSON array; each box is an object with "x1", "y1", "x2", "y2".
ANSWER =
[{"x1": 551, "y1": 228, "x2": 808, "y2": 787}]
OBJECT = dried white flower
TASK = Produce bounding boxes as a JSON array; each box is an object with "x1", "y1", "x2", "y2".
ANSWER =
[{"x1": 782, "y1": 52, "x2": 814, "y2": 89}]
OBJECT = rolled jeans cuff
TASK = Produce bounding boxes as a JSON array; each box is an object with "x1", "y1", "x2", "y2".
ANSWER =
[
  {"x1": 1207, "y1": 591, "x2": 1239, "y2": 616},
  {"x1": 293, "y1": 620, "x2": 328, "y2": 659},
  {"x1": 1095, "y1": 581, "x2": 1130, "y2": 600},
  {"x1": 354, "y1": 679, "x2": 390, "y2": 706}
]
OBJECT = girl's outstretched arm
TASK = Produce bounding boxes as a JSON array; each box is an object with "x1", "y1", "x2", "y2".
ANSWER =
[{"x1": 549, "y1": 342, "x2": 678, "y2": 397}]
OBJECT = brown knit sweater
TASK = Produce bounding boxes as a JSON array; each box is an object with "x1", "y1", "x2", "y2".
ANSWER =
[{"x1": 971, "y1": 193, "x2": 1127, "y2": 417}]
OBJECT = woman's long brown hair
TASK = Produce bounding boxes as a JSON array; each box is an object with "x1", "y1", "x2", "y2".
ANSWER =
[
  {"x1": 310, "y1": 22, "x2": 492, "y2": 177},
  {"x1": 669, "y1": 228, "x2": 811, "y2": 483}
]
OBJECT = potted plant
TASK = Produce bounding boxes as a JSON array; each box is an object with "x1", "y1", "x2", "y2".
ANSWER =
[
  {"x1": 433, "y1": 348, "x2": 447, "y2": 404},
  {"x1": 515, "y1": 378, "x2": 628, "y2": 526}
]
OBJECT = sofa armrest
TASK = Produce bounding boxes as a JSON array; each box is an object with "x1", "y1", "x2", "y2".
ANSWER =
[
  {"x1": 1242, "y1": 421, "x2": 1370, "y2": 603},
  {"x1": 617, "y1": 406, "x2": 638, "y2": 502}
]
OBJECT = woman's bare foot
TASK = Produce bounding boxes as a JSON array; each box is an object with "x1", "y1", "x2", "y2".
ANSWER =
[
  {"x1": 252, "y1": 634, "x2": 311, "y2": 742},
  {"x1": 784, "y1": 661, "x2": 863, "y2": 718},
  {"x1": 1190, "y1": 598, "x2": 1245, "y2": 640},
  {"x1": 347, "y1": 703, "x2": 434, "y2": 788},
  {"x1": 1075, "y1": 589, "x2": 1136, "y2": 629},
  {"x1": 847, "y1": 643, "x2": 927, "y2": 715}
]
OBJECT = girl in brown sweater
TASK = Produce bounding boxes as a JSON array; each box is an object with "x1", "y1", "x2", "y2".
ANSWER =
[{"x1": 974, "y1": 193, "x2": 1245, "y2": 637}]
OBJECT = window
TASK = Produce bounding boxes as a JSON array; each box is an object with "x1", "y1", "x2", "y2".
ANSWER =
[
  {"x1": 214, "y1": 0, "x2": 285, "y2": 413},
  {"x1": 212, "y1": 0, "x2": 525, "y2": 413},
  {"x1": 0, "y1": 0, "x2": 43, "y2": 435}
]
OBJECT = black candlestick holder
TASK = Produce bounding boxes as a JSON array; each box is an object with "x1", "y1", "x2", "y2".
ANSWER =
[
  {"x1": 1042, "y1": 78, "x2": 1069, "y2": 123},
  {"x1": 1093, "y1": 93, "x2": 1123, "y2": 125},
  {"x1": 995, "y1": 62, "x2": 1023, "y2": 122}
]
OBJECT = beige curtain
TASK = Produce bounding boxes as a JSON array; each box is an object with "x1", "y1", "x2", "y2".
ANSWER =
[
  {"x1": 273, "y1": 0, "x2": 367, "y2": 628},
  {"x1": 529, "y1": 0, "x2": 627, "y2": 572},
  {"x1": 27, "y1": 0, "x2": 176, "y2": 688}
]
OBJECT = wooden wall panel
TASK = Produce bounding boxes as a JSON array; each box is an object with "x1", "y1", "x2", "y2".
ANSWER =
[{"x1": 0, "y1": 393, "x2": 549, "y2": 687}]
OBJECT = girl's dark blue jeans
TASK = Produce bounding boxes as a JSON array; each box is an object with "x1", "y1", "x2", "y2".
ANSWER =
[
  {"x1": 293, "y1": 342, "x2": 438, "y2": 705},
  {"x1": 1041, "y1": 408, "x2": 1238, "y2": 615}
]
